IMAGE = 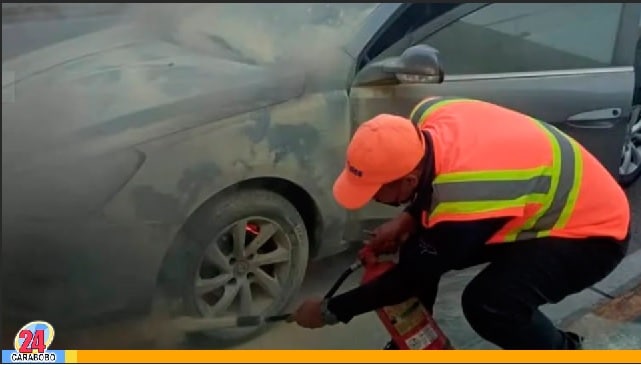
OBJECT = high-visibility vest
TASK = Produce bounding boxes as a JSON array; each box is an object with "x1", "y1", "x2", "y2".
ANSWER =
[{"x1": 410, "y1": 96, "x2": 630, "y2": 243}]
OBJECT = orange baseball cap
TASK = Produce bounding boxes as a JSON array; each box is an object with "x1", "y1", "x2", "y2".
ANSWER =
[{"x1": 333, "y1": 114, "x2": 426, "y2": 210}]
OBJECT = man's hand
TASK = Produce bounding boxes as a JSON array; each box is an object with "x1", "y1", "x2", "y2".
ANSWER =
[
  {"x1": 291, "y1": 298, "x2": 325, "y2": 329},
  {"x1": 365, "y1": 212, "x2": 416, "y2": 254}
]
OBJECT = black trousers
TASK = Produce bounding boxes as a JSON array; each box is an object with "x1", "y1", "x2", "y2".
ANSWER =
[
  {"x1": 410, "y1": 234, "x2": 627, "y2": 349},
  {"x1": 328, "y1": 231, "x2": 628, "y2": 349}
]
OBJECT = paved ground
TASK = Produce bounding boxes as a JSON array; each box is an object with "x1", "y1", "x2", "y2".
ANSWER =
[{"x1": 566, "y1": 283, "x2": 641, "y2": 349}]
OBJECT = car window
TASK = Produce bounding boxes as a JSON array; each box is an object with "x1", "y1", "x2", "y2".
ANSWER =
[
  {"x1": 360, "y1": 3, "x2": 460, "y2": 68},
  {"x1": 418, "y1": 3, "x2": 624, "y2": 75}
]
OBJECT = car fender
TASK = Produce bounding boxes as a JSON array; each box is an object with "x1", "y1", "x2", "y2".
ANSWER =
[{"x1": 103, "y1": 90, "x2": 352, "y2": 261}]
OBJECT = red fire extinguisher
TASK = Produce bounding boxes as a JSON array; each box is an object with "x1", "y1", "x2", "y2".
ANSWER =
[{"x1": 358, "y1": 247, "x2": 454, "y2": 350}]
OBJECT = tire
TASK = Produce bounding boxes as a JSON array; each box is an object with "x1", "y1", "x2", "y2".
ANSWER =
[
  {"x1": 619, "y1": 163, "x2": 641, "y2": 188},
  {"x1": 163, "y1": 189, "x2": 309, "y2": 343},
  {"x1": 619, "y1": 106, "x2": 641, "y2": 188}
]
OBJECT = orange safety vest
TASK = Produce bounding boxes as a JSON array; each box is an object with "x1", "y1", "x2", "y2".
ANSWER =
[{"x1": 409, "y1": 96, "x2": 630, "y2": 243}]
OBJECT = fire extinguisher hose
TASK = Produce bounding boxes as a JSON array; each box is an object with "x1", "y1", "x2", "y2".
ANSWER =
[{"x1": 323, "y1": 260, "x2": 363, "y2": 299}]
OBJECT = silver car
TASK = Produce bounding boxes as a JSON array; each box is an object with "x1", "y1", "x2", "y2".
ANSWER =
[{"x1": 2, "y1": 3, "x2": 639, "y2": 342}]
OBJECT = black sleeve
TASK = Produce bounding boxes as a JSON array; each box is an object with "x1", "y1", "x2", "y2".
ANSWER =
[
  {"x1": 327, "y1": 264, "x2": 414, "y2": 324},
  {"x1": 403, "y1": 201, "x2": 423, "y2": 221},
  {"x1": 326, "y1": 217, "x2": 509, "y2": 323},
  {"x1": 421, "y1": 217, "x2": 509, "y2": 270}
]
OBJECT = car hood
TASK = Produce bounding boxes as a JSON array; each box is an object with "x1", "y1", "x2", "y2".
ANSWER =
[{"x1": 2, "y1": 24, "x2": 305, "y2": 170}]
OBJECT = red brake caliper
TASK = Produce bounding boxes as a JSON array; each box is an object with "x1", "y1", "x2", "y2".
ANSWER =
[{"x1": 245, "y1": 223, "x2": 260, "y2": 236}]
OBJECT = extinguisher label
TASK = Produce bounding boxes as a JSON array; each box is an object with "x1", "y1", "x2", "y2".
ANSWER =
[
  {"x1": 406, "y1": 325, "x2": 439, "y2": 350},
  {"x1": 382, "y1": 298, "x2": 426, "y2": 335}
]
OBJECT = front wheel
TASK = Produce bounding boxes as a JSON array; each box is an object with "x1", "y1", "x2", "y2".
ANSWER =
[
  {"x1": 166, "y1": 189, "x2": 309, "y2": 343},
  {"x1": 619, "y1": 107, "x2": 641, "y2": 187}
]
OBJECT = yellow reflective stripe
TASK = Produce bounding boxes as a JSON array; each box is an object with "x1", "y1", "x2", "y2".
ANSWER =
[
  {"x1": 504, "y1": 119, "x2": 561, "y2": 241},
  {"x1": 434, "y1": 166, "x2": 552, "y2": 184},
  {"x1": 532, "y1": 120, "x2": 582, "y2": 237},
  {"x1": 433, "y1": 176, "x2": 551, "y2": 205},
  {"x1": 409, "y1": 97, "x2": 474, "y2": 126},
  {"x1": 409, "y1": 97, "x2": 443, "y2": 124},
  {"x1": 554, "y1": 139, "x2": 583, "y2": 230},
  {"x1": 430, "y1": 167, "x2": 552, "y2": 224},
  {"x1": 506, "y1": 119, "x2": 583, "y2": 241},
  {"x1": 415, "y1": 99, "x2": 583, "y2": 239},
  {"x1": 546, "y1": 126, "x2": 583, "y2": 231},
  {"x1": 430, "y1": 194, "x2": 547, "y2": 217}
]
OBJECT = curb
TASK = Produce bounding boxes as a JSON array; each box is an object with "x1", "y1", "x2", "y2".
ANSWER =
[
  {"x1": 594, "y1": 247, "x2": 641, "y2": 296},
  {"x1": 546, "y1": 248, "x2": 641, "y2": 326}
]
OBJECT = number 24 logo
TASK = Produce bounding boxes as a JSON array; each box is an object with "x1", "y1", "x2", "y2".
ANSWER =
[{"x1": 18, "y1": 329, "x2": 46, "y2": 353}]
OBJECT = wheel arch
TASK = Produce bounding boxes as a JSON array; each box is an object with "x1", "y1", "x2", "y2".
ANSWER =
[
  {"x1": 189, "y1": 177, "x2": 324, "y2": 257},
  {"x1": 156, "y1": 176, "x2": 324, "y2": 294}
]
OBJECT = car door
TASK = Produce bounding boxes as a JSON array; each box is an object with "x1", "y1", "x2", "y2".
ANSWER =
[{"x1": 348, "y1": 2, "x2": 640, "y2": 231}]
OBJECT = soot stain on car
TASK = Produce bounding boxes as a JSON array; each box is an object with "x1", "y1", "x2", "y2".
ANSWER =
[
  {"x1": 242, "y1": 107, "x2": 322, "y2": 170},
  {"x1": 131, "y1": 162, "x2": 222, "y2": 223},
  {"x1": 259, "y1": 123, "x2": 320, "y2": 170}
]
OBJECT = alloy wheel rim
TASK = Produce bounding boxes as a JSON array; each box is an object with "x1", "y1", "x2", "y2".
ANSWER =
[
  {"x1": 620, "y1": 115, "x2": 641, "y2": 176},
  {"x1": 193, "y1": 217, "x2": 293, "y2": 319}
]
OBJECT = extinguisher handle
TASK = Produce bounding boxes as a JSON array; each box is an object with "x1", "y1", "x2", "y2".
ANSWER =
[{"x1": 358, "y1": 245, "x2": 378, "y2": 266}]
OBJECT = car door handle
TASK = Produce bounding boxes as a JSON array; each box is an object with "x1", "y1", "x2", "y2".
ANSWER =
[{"x1": 566, "y1": 108, "x2": 622, "y2": 129}]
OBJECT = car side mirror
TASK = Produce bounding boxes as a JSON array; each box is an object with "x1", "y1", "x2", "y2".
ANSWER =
[
  {"x1": 354, "y1": 45, "x2": 445, "y2": 86},
  {"x1": 385, "y1": 44, "x2": 445, "y2": 84}
]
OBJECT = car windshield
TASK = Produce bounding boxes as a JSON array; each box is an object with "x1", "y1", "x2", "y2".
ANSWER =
[{"x1": 156, "y1": 3, "x2": 378, "y2": 64}]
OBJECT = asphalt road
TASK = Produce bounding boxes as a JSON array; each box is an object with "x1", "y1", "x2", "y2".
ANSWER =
[{"x1": 567, "y1": 282, "x2": 641, "y2": 349}]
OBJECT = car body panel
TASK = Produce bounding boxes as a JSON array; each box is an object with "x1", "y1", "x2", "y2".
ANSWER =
[
  {"x1": 106, "y1": 90, "x2": 353, "y2": 254},
  {"x1": 2, "y1": 29, "x2": 308, "y2": 167},
  {"x1": 351, "y1": 67, "x2": 634, "y2": 174}
]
